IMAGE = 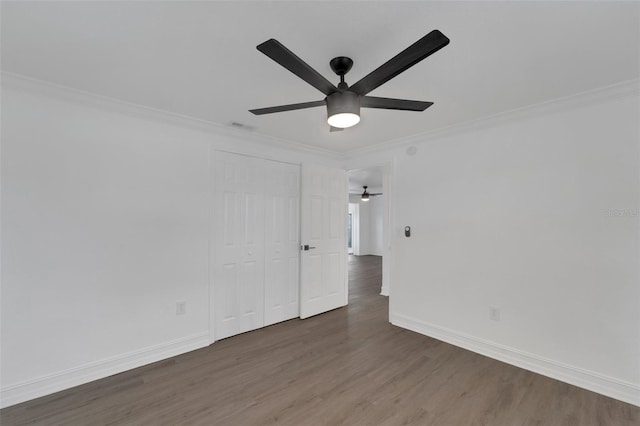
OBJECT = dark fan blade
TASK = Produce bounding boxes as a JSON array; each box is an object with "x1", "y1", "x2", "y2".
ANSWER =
[
  {"x1": 257, "y1": 39, "x2": 338, "y2": 96},
  {"x1": 330, "y1": 126, "x2": 344, "y2": 132},
  {"x1": 370, "y1": 193, "x2": 383, "y2": 196},
  {"x1": 249, "y1": 100, "x2": 325, "y2": 115},
  {"x1": 361, "y1": 96, "x2": 433, "y2": 111},
  {"x1": 349, "y1": 30, "x2": 449, "y2": 96}
]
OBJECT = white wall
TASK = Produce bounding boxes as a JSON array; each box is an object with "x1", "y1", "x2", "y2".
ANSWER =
[
  {"x1": 353, "y1": 88, "x2": 639, "y2": 405},
  {"x1": 0, "y1": 76, "x2": 337, "y2": 407},
  {"x1": 357, "y1": 199, "x2": 371, "y2": 255},
  {"x1": 369, "y1": 195, "x2": 385, "y2": 256},
  {"x1": 2, "y1": 74, "x2": 638, "y2": 408}
]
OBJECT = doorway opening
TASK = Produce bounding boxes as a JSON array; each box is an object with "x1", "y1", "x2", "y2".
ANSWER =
[{"x1": 347, "y1": 165, "x2": 390, "y2": 297}]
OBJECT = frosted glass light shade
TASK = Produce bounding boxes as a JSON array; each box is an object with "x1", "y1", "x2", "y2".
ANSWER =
[{"x1": 328, "y1": 112, "x2": 360, "y2": 128}]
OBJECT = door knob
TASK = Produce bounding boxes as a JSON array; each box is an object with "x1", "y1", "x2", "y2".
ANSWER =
[{"x1": 302, "y1": 245, "x2": 316, "y2": 251}]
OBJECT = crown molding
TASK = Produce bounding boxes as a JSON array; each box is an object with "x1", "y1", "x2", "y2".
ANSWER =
[
  {"x1": 3, "y1": 72, "x2": 637, "y2": 162},
  {"x1": 0, "y1": 72, "x2": 342, "y2": 160},
  {"x1": 345, "y1": 78, "x2": 640, "y2": 159}
]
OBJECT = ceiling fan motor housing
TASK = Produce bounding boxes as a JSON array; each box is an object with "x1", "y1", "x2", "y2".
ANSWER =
[{"x1": 326, "y1": 91, "x2": 360, "y2": 119}]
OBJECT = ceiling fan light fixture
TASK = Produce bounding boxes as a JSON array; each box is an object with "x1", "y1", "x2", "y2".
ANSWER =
[
  {"x1": 326, "y1": 92, "x2": 360, "y2": 129},
  {"x1": 361, "y1": 185, "x2": 370, "y2": 201}
]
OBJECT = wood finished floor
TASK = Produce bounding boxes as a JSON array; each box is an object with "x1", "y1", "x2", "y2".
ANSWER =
[{"x1": 2, "y1": 255, "x2": 639, "y2": 425}]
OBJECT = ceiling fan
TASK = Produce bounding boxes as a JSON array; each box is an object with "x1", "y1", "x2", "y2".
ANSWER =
[
  {"x1": 249, "y1": 30, "x2": 450, "y2": 131},
  {"x1": 350, "y1": 186, "x2": 383, "y2": 202}
]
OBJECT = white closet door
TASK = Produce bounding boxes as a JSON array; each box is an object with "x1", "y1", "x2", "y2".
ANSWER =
[
  {"x1": 264, "y1": 161, "x2": 300, "y2": 326},
  {"x1": 299, "y1": 163, "x2": 348, "y2": 319},
  {"x1": 214, "y1": 152, "x2": 265, "y2": 340}
]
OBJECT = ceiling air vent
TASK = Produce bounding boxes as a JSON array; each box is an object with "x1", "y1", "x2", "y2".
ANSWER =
[{"x1": 230, "y1": 121, "x2": 255, "y2": 131}]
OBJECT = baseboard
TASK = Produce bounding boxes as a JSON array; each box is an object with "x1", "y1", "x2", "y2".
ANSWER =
[
  {"x1": 390, "y1": 313, "x2": 640, "y2": 407},
  {"x1": 0, "y1": 332, "x2": 209, "y2": 409},
  {"x1": 380, "y1": 286, "x2": 390, "y2": 296}
]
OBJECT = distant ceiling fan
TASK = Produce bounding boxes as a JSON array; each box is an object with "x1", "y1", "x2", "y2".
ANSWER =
[
  {"x1": 350, "y1": 186, "x2": 383, "y2": 202},
  {"x1": 249, "y1": 30, "x2": 450, "y2": 131}
]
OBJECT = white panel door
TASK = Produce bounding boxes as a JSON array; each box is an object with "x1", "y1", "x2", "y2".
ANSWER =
[
  {"x1": 264, "y1": 161, "x2": 300, "y2": 326},
  {"x1": 300, "y1": 163, "x2": 348, "y2": 319},
  {"x1": 214, "y1": 152, "x2": 265, "y2": 340}
]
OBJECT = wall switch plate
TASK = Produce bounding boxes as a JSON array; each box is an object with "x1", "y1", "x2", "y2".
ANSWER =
[
  {"x1": 176, "y1": 301, "x2": 186, "y2": 315},
  {"x1": 489, "y1": 307, "x2": 501, "y2": 321}
]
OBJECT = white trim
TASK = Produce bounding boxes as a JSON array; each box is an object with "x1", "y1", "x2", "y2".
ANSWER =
[
  {"x1": 348, "y1": 203, "x2": 359, "y2": 255},
  {"x1": 387, "y1": 156, "x2": 398, "y2": 318},
  {"x1": 0, "y1": 72, "x2": 340, "y2": 160},
  {"x1": 350, "y1": 203, "x2": 360, "y2": 256},
  {"x1": 208, "y1": 146, "x2": 217, "y2": 345},
  {"x1": 390, "y1": 313, "x2": 640, "y2": 407},
  {"x1": 381, "y1": 163, "x2": 391, "y2": 297},
  {"x1": 3, "y1": 72, "x2": 637, "y2": 162},
  {"x1": 345, "y1": 78, "x2": 640, "y2": 159},
  {"x1": 0, "y1": 332, "x2": 209, "y2": 409}
]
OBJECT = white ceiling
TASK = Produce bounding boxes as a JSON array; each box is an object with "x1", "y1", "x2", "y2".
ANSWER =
[
  {"x1": 348, "y1": 166, "x2": 385, "y2": 194},
  {"x1": 2, "y1": 1, "x2": 638, "y2": 153}
]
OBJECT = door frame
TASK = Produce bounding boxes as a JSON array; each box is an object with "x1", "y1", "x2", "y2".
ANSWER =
[
  {"x1": 348, "y1": 203, "x2": 360, "y2": 255},
  {"x1": 208, "y1": 148, "x2": 303, "y2": 344},
  {"x1": 346, "y1": 161, "x2": 393, "y2": 297},
  {"x1": 208, "y1": 153, "x2": 389, "y2": 343}
]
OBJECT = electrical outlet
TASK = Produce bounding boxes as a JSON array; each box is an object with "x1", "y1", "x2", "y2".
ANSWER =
[
  {"x1": 176, "y1": 301, "x2": 186, "y2": 315},
  {"x1": 489, "y1": 307, "x2": 501, "y2": 321}
]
